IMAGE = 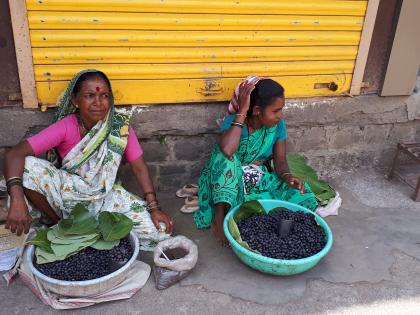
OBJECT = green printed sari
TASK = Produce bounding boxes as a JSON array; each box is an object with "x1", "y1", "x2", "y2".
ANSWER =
[{"x1": 193, "y1": 123, "x2": 318, "y2": 229}]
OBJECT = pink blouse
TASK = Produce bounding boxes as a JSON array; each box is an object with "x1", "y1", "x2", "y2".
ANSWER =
[{"x1": 27, "y1": 114, "x2": 143, "y2": 162}]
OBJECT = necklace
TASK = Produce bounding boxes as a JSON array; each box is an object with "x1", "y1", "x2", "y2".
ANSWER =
[{"x1": 77, "y1": 114, "x2": 91, "y2": 137}]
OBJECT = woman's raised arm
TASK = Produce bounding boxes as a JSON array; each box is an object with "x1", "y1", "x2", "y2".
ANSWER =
[{"x1": 218, "y1": 81, "x2": 255, "y2": 157}]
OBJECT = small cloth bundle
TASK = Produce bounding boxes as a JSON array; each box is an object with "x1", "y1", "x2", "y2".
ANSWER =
[{"x1": 153, "y1": 235, "x2": 198, "y2": 290}]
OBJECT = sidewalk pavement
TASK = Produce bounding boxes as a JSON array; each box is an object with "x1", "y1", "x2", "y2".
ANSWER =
[{"x1": 2, "y1": 168, "x2": 420, "y2": 314}]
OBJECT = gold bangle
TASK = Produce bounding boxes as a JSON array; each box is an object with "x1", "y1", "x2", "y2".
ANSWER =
[
  {"x1": 147, "y1": 205, "x2": 161, "y2": 213},
  {"x1": 235, "y1": 113, "x2": 246, "y2": 118}
]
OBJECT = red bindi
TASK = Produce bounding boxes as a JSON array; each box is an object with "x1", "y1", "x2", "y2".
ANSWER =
[{"x1": 96, "y1": 86, "x2": 100, "y2": 92}]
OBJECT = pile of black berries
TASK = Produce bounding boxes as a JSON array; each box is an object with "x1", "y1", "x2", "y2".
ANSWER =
[
  {"x1": 237, "y1": 210, "x2": 326, "y2": 260},
  {"x1": 34, "y1": 237, "x2": 134, "y2": 281}
]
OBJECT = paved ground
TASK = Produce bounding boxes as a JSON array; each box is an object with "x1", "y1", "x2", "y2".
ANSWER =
[{"x1": 2, "y1": 168, "x2": 420, "y2": 314}]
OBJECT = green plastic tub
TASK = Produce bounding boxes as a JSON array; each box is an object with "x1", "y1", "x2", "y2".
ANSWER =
[{"x1": 223, "y1": 199, "x2": 333, "y2": 276}]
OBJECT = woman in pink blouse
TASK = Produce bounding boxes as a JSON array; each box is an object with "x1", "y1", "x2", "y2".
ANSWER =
[{"x1": 4, "y1": 69, "x2": 173, "y2": 250}]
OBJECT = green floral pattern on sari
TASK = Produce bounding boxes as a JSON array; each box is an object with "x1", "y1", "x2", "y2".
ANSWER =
[{"x1": 193, "y1": 124, "x2": 318, "y2": 229}]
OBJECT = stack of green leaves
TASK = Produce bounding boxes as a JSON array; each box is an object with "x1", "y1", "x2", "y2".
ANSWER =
[
  {"x1": 286, "y1": 154, "x2": 336, "y2": 206},
  {"x1": 28, "y1": 204, "x2": 133, "y2": 264}
]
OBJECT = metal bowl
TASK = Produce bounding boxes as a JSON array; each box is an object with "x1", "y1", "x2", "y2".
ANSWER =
[{"x1": 26, "y1": 231, "x2": 139, "y2": 297}]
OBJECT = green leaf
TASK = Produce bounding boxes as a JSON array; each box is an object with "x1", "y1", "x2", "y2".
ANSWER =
[
  {"x1": 233, "y1": 200, "x2": 265, "y2": 223},
  {"x1": 27, "y1": 227, "x2": 53, "y2": 253},
  {"x1": 58, "y1": 203, "x2": 98, "y2": 235},
  {"x1": 91, "y1": 238, "x2": 120, "y2": 250},
  {"x1": 35, "y1": 247, "x2": 68, "y2": 264},
  {"x1": 50, "y1": 235, "x2": 99, "y2": 257},
  {"x1": 48, "y1": 225, "x2": 99, "y2": 244},
  {"x1": 98, "y1": 212, "x2": 133, "y2": 241},
  {"x1": 287, "y1": 153, "x2": 336, "y2": 204},
  {"x1": 228, "y1": 216, "x2": 241, "y2": 241}
]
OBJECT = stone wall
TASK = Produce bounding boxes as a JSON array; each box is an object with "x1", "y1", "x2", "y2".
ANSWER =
[{"x1": 1, "y1": 92, "x2": 419, "y2": 192}]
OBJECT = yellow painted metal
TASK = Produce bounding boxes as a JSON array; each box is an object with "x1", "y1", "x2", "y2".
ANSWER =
[
  {"x1": 27, "y1": 0, "x2": 367, "y2": 16},
  {"x1": 26, "y1": 0, "x2": 368, "y2": 103},
  {"x1": 34, "y1": 61, "x2": 355, "y2": 81},
  {"x1": 30, "y1": 30, "x2": 361, "y2": 47},
  {"x1": 28, "y1": 11, "x2": 364, "y2": 31},
  {"x1": 36, "y1": 74, "x2": 352, "y2": 106},
  {"x1": 32, "y1": 46, "x2": 359, "y2": 65}
]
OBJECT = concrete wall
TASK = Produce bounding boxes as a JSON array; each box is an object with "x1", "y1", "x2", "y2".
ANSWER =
[{"x1": 1, "y1": 90, "x2": 419, "y2": 192}]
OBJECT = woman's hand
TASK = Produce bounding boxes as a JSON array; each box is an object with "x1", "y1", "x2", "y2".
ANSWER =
[
  {"x1": 150, "y1": 209, "x2": 174, "y2": 234},
  {"x1": 284, "y1": 175, "x2": 305, "y2": 195},
  {"x1": 237, "y1": 81, "x2": 256, "y2": 115},
  {"x1": 5, "y1": 199, "x2": 32, "y2": 236}
]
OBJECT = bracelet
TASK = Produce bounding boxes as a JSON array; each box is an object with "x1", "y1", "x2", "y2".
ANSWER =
[
  {"x1": 147, "y1": 205, "x2": 161, "y2": 213},
  {"x1": 143, "y1": 191, "x2": 156, "y2": 199},
  {"x1": 147, "y1": 200, "x2": 158, "y2": 205},
  {"x1": 235, "y1": 113, "x2": 246, "y2": 118},
  {"x1": 6, "y1": 176, "x2": 22, "y2": 183},
  {"x1": 231, "y1": 121, "x2": 244, "y2": 128},
  {"x1": 6, "y1": 178, "x2": 23, "y2": 194}
]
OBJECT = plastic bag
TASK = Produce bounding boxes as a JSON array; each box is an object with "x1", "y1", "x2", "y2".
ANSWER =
[
  {"x1": 153, "y1": 235, "x2": 198, "y2": 290},
  {"x1": 316, "y1": 192, "x2": 341, "y2": 218}
]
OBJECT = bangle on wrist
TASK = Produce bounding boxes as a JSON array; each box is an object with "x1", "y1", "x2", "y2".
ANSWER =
[
  {"x1": 147, "y1": 199, "x2": 161, "y2": 213},
  {"x1": 148, "y1": 206, "x2": 161, "y2": 213},
  {"x1": 6, "y1": 176, "x2": 22, "y2": 183},
  {"x1": 235, "y1": 113, "x2": 246, "y2": 118},
  {"x1": 231, "y1": 121, "x2": 244, "y2": 128},
  {"x1": 147, "y1": 200, "x2": 158, "y2": 206},
  {"x1": 6, "y1": 178, "x2": 23, "y2": 194}
]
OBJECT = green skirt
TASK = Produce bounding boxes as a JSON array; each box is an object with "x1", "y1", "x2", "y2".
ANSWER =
[{"x1": 193, "y1": 146, "x2": 318, "y2": 229}]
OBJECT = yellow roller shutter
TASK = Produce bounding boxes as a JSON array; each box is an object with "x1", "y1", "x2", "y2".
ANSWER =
[{"x1": 26, "y1": 0, "x2": 368, "y2": 105}]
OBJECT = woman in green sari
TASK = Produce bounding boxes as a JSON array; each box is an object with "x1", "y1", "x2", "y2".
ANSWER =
[
  {"x1": 4, "y1": 70, "x2": 173, "y2": 250},
  {"x1": 193, "y1": 78, "x2": 318, "y2": 246}
]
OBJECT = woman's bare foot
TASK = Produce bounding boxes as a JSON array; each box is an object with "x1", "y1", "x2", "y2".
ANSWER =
[{"x1": 211, "y1": 210, "x2": 230, "y2": 247}]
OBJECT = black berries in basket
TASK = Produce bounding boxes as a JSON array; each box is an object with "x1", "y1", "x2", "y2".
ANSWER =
[{"x1": 237, "y1": 209, "x2": 326, "y2": 260}]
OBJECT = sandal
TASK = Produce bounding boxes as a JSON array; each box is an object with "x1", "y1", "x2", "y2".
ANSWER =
[
  {"x1": 180, "y1": 204, "x2": 199, "y2": 214},
  {"x1": 184, "y1": 196, "x2": 198, "y2": 206},
  {"x1": 176, "y1": 184, "x2": 199, "y2": 198}
]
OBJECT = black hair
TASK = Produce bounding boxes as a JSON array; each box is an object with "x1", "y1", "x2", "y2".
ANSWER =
[
  {"x1": 247, "y1": 79, "x2": 285, "y2": 117},
  {"x1": 72, "y1": 71, "x2": 112, "y2": 95}
]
